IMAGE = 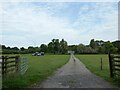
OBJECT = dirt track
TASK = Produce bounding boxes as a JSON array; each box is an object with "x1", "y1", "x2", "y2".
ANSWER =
[{"x1": 34, "y1": 54, "x2": 118, "y2": 88}]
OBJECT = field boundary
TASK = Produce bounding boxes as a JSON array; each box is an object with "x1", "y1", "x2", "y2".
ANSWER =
[
  {"x1": 0, "y1": 56, "x2": 28, "y2": 77},
  {"x1": 108, "y1": 54, "x2": 120, "y2": 78}
]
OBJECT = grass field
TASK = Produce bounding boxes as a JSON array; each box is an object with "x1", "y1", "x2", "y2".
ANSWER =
[
  {"x1": 3, "y1": 54, "x2": 70, "y2": 88},
  {"x1": 75, "y1": 54, "x2": 120, "y2": 87}
]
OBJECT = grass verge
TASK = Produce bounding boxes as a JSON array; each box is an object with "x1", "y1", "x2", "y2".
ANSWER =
[
  {"x1": 75, "y1": 54, "x2": 120, "y2": 87},
  {"x1": 3, "y1": 54, "x2": 70, "y2": 88}
]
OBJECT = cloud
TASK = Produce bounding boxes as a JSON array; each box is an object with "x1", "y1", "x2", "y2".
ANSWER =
[
  {"x1": 1, "y1": 0, "x2": 119, "y2": 2},
  {"x1": 1, "y1": 2, "x2": 80, "y2": 47},
  {"x1": 72, "y1": 2, "x2": 118, "y2": 44},
  {"x1": 1, "y1": 2, "x2": 118, "y2": 47}
]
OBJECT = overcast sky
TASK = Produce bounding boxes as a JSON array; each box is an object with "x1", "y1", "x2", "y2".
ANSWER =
[{"x1": 0, "y1": 1, "x2": 118, "y2": 48}]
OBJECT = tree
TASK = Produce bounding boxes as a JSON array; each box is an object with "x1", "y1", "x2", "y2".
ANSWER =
[
  {"x1": 48, "y1": 42, "x2": 54, "y2": 53},
  {"x1": 84, "y1": 46, "x2": 96, "y2": 54},
  {"x1": 6, "y1": 47, "x2": 11, "y2": 50},
  {"x1": 2, "y1": 45, "x2": 6, "y2": 49},
  {"x1": 112, "y1": 40, "x2": 120, "y2": 53},
  {"x1": 50, "y1": 39, "x2": 60, "y2": 54},
  {"x1": 70, "y1": 45, "x2": 78, "y2": 53},
  {"x1": 95, "y1": 40, "x2": 104, "y2": 46},
  {"x1": 89, "y1": 39, "x2": 102, "y2": 53},
  {"x1": 40, "y1": 44, "x2": 47, "y2": 53},
  {"x1": 90, "y1": 39, "x2": 97, "y2": 49},
  {"x1": 59, "y1": 39, "x2": 68, "y2": 54},
  {"x1": 77, "y1": 44, "x2": 86, "y2": 53},
  {"x1": 54, "y1": 39, "x2": 60, "y2": 54},
  {"x1": 1, "y1": 39, "x2": 119, "y2": 54},
  {"x1": 95, "y1": 40, "x2": 105, "y2": 53},
  {"x1": 12, "y1": 47, "x2": 19, "y2": 50},
  {"x1": 27, "y1": 46, "x2": 35, "y2": 53},
  {"x1": 34, "y1": 47, "x2": 40, "y2": 52},
  {"x1": 103, "y1": 41, "x2": 118, "y2": 54},
  {"x1": 20, "y1": 47, "x2": 25, "y2": 51}
]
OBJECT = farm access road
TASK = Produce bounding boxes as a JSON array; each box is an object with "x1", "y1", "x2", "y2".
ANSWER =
[{"x1": 34, "y1": 54, "x2": 118, "y2": 88}]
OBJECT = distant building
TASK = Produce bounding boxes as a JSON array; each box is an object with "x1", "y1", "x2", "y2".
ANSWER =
[{"x1": 68, "y1": 51, "x2": 75, "y2": 54}]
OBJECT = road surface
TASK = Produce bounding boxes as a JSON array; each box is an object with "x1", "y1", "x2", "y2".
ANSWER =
[{"x1": 34, "y1": 54, "x2": 118, "y2": 88}]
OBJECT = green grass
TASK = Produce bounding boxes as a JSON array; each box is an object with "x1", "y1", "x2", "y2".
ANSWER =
[
  {"x1": 3, "y1": 54, "x2": 70, "y2": 88},
  {"x1": 75, "y1": 54, "x2": 120, "y2": 87}
]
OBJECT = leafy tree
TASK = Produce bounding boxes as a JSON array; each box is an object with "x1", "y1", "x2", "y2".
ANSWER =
[
  {"x1": 95, "y1": 40, "x2": 104, "y2": 46},
  {"x1": 20, "y1": 47, "x2": 25, "y2": 51},
  {"x1": 6, "y1": 47, "x2": 11, "y2": 50},
  {"x1": 2, "y1": 45, "x2": 6, "y2": 49},
  {"x1": 77, "y1": 44, "x2": 86, "y2": 53},
  {"x1": 48, "y1": 42, "x2": 54, "y2": 53},
  {"x1": 40, "y1": 44, "x2": 47, "y2": 53},
  {"x1": 27, "y1": 46, "x2": 35, "y2": 53},
  {"x1": 1, "y1": 39, "x2": 119, "y2": 54},
  {"x1": 59, "y1": 39, "x2": 68, "y2": 54},
  {"x1": 12, "y1": 47, "x2": 19, "y2": 50},
  {"x1": 90, "y1": 39, "x2": 97, "y2": 49},
  {"x1": 68, "y1": 45, "x2": 78, "y2": 54},
  {"x1": 54, "y1": 39, "x2": 60, "y2": 54},
  {"x1": 34, "y1": 47, "x2": 40, "y2": 52},
  {"x1": 112, "y1": 40, "x2": 120, "y2": 53},
  {"x1": 49, "y1": 39, "x2": 60, "y2": 54},
  {"x1": 83, "y1": 46, "x2": 96, "y2": 54},
  {"x1": 103, "y1": 41, "x2": 118, "y2": 54}
]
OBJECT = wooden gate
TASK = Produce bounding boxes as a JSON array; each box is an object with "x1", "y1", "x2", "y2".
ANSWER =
[
  {"x1": 0, "y1": 56, "x2": 20, "y2": 77},
  {"x1": 19, "y1": 57, "x2": 28, "y2": 75},
  {"x1": 0, "y1": 56, "x2": 28, "y2": 77},
  {"x1": 108, "y1": 53, "x2": 120, "y2": 77}
]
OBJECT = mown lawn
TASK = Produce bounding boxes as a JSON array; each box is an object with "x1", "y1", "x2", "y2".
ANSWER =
[
  {"x1": 75, "y1": 54, "x2": 120, "y2": 87},
  {"x1": 3, "y1": 54, "x2": 70, "y2": 88}
]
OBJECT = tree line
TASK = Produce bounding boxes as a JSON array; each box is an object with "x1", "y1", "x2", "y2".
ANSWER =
[{"x1": 1, "y1": 39, "x2": 120, "y2": 54}]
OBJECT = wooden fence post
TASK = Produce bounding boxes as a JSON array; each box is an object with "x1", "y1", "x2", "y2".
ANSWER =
[
  {"x1": 4, "y1": 56, "x2": 8, "y2": 76},
  {"x1": 2, "y1": 56, "x2": 5, "y2": 77},
  {"x1": 108, "y1": 53, "x2": 114, "y2": 78},
  {"x1": 100, "y1": 58, "x2": 103, "y2": 70}
]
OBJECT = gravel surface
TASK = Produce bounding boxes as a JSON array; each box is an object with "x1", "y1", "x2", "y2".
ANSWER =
[{"x1": 34, "y1": 54, "x2": 118, "y2": 88}]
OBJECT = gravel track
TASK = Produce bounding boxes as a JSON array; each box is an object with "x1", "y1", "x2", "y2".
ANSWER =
[{"x1": 34, "y1": 54, "x2": 118, "y2": 88}]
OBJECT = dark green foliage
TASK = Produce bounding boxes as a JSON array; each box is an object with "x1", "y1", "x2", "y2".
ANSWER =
[
  {"x1": 20, "y1": 47, "x2": 25, "y2": 51},
  {"x1": 1, "y1": 39, "x2": 120, "y2": 54},
  {"x1": 48, "y1": 42, "x2": 54, "y2": 53},
  {"x1": 90, "y1": 39, "x2": 96, "y2": 49},
  {"x1": 103, "y1": 41, "x2": 118, "y2": 54},
  {"x1": 59, "y1": 39, "x2": 68, "y2": 54},
  {"x1": 40, "y1": 44, "x2": 47, "y2": 52},
  {"x1": 112, "y1": 41, "x2": 120, "y2": 53},
  {"x1": 47, "y1": 39, "x2": 68, "y2": 54}
]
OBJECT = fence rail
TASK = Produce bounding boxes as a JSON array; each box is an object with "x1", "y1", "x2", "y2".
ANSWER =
[
  {"x1": 0, "y1": 56, "x2": 28, "y2": 77},
  {"x1": 108, "y1": 53, "x2": 120, "y2": 78},
  {"x1": 1, "y1": 56, "x2": 20, "y2": 77}
]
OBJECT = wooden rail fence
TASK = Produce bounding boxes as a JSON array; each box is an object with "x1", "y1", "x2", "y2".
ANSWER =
[
  {"x1": 0, "y1": 56, "x2": 28, "y2": 77},
  {"x1": 108, "y1": 53, "x2": 120, "y2": 78}
]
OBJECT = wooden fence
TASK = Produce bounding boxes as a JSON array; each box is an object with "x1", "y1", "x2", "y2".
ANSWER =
[
  {"x1": 0, "y1": 56, "x2": 28, "y2": 77},
  {"x1": 108, "y1": 53, "x2": 120, "y2": 78}
]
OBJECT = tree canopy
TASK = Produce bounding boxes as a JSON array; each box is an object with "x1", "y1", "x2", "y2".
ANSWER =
[{"x1": 1, "y1": 39, "x2": 120, "y2": 54}]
